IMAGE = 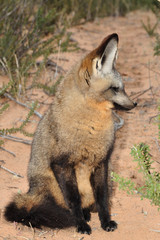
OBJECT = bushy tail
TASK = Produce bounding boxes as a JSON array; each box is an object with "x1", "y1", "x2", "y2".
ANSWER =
[{"x1": 4, "y1": 193, "x2": 75, "y2": 229}]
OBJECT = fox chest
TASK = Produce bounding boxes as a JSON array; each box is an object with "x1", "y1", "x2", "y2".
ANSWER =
[
  {"x1": 58, "y1": 104, "x2": 115, "y2": 164},
  {"x1": 73, "y1": 116, "x2": 115, "y2": 163}
]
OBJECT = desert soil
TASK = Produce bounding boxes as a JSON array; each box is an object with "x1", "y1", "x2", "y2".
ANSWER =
[{"x1": 0, "y1": 10, "x2": 160, "y2": 240}]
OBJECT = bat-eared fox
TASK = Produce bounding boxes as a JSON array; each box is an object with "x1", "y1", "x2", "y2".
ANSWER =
[{"x1": 5, "y1": 33, "x2": 137, "y2": 234}]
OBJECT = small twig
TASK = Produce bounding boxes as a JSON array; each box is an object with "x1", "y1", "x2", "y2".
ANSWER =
[
  {"x1": 140, "y1": 101, "x2": 157, "y2": 108},
  {"x1": 45, "y1": 59, "x2": 65, "y2": 74},
  {"x1": 113, "y1": 111, "x2": 124, "y2": 130},
  {"x1": 0, "y1": 146, "x2": 16, "y2": 157},
  {"x1": 148, "y1": 61, "x2": 155, "y2": 100},
  {"x1": 54, "y1": 40, "x2": 62, "y2": 78},
  {"x1": 150, "y1": 229, "x2": 160, "y2": 233},
  {"x1": 38, "y1": 231, "x2": 49, "y2": 237},
  {"x1": 4, "y1": 93, "x2": 42, "y2": 119},
  {"x1": 132, "y1": 87, "x2": 152, "y2": 100},
  {"x1": 111, "y1": 213, "x2": 118, "y2": 216},
  {"x1": 0, "y1": 135, "x2": 32, "y2": 145},
  {"x1": 0, "y1": 165, "x2": 24, "y2": 178},
  {"x1": 52, "y1": 57, "x2": 69, "y2": 62},
  {"x1": 19, "y1": 237, "x2": 30, "y2": 240},
  {"x1": 152, "y1": 137, "x2": 160, "y2": 153},
  {"x1": 149, "y1": 114, "x2": 159, "y2": 123},
  {"x1": 130, "y1": 89, "x2": 144, "y2": 97},
  {"x1": 142, "y1": 63, "x2": 160, "y2": 76},
  {"x1": 29, "y1": 221, "x2": 35, "y2": 239}
]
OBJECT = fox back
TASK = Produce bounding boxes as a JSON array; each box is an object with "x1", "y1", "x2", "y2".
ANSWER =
[{"x1": 4, "y1": 33, "x2": 136, "y2": 234}]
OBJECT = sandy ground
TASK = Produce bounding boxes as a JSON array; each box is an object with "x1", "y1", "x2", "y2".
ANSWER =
[{"x1": 0, "y1": 10, "x2": 160, "y2": 240}]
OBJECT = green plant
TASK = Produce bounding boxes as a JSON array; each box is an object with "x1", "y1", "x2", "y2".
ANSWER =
[
  {"x1": 154, "y1": 35, "x2": 160, "y2": 56},
  {"x1": 0, "y1": 101, "x2": 38, "y2": 137},
  {"x1": 142, "y1": 18, "x2": 158, "y2": 37},
  {"x1": 0, "y1": 0, "x2": 77, "y2": 98},
  {"x1": 34, "y1": 75, "x2": 63, "y2": 96},
  {"x1": 112, "y1": 143, "x2": 160, "y2": 209},
  {"x1": 0, "y1": 103, "x2": 9, "y2": 115},
  {"x1": 111, "y1": 172, "x2": 136, "y2": 195},
  {"x1": 142, "y1": 0, "x2": 160, "y2": 56},
  {"x1": 0, "y1": 81, "x2": 13, "y2": 96}
]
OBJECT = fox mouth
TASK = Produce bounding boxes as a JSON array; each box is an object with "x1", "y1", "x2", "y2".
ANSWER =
[{"x1": 113, "y1": 102, "x2": 137, "y2": 111}]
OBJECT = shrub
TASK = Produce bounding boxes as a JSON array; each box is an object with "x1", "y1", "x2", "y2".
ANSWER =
[{"x1": 112, "y1": 143, "x2": 160, "y2": 209}]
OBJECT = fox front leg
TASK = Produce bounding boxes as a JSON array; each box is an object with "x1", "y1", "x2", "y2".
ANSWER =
[
  {"x1": 90, "y1": 161, "x2": 117, "y2": 232},
  {"x1": 51, "y1": 162, "x2": 92, "y2": 235}
]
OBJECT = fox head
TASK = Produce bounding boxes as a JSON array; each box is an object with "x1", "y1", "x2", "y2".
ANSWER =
[{"x1": 78, "y1": 33, "x2": 137, "y2": 110}]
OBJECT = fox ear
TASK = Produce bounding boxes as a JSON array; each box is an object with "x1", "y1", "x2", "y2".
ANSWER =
[{"x1": 94, "y1": 33, "x2": 119, "y2": 75}]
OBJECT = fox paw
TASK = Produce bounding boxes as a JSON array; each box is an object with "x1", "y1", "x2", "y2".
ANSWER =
[
  {"x1": 77, "y1": 221, "x2": 92, "y2": 235},
  {"x1": 102, "y1": 220, "x2": 117, "y2": 232}
]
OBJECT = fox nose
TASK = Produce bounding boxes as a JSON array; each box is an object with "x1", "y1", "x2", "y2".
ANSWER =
[{"x1": 134, "y1": 102, "x2": 137, "y2": 107}]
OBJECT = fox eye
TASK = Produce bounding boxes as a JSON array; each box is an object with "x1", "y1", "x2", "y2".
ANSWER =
[{"x1": 112, "y1": 87, "x2": 119, "y2": 93}]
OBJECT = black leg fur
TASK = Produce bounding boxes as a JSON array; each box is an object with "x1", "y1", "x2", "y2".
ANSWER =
[
  {"x1": 90, "y1": 161, "x2": 117, "y2": 232},
  {"x1": 51, "y1": 161, "x2": 91, "y2": 235},
  {"x1": 83, "y1": 208, "x2": 91, "y2": 222}
]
